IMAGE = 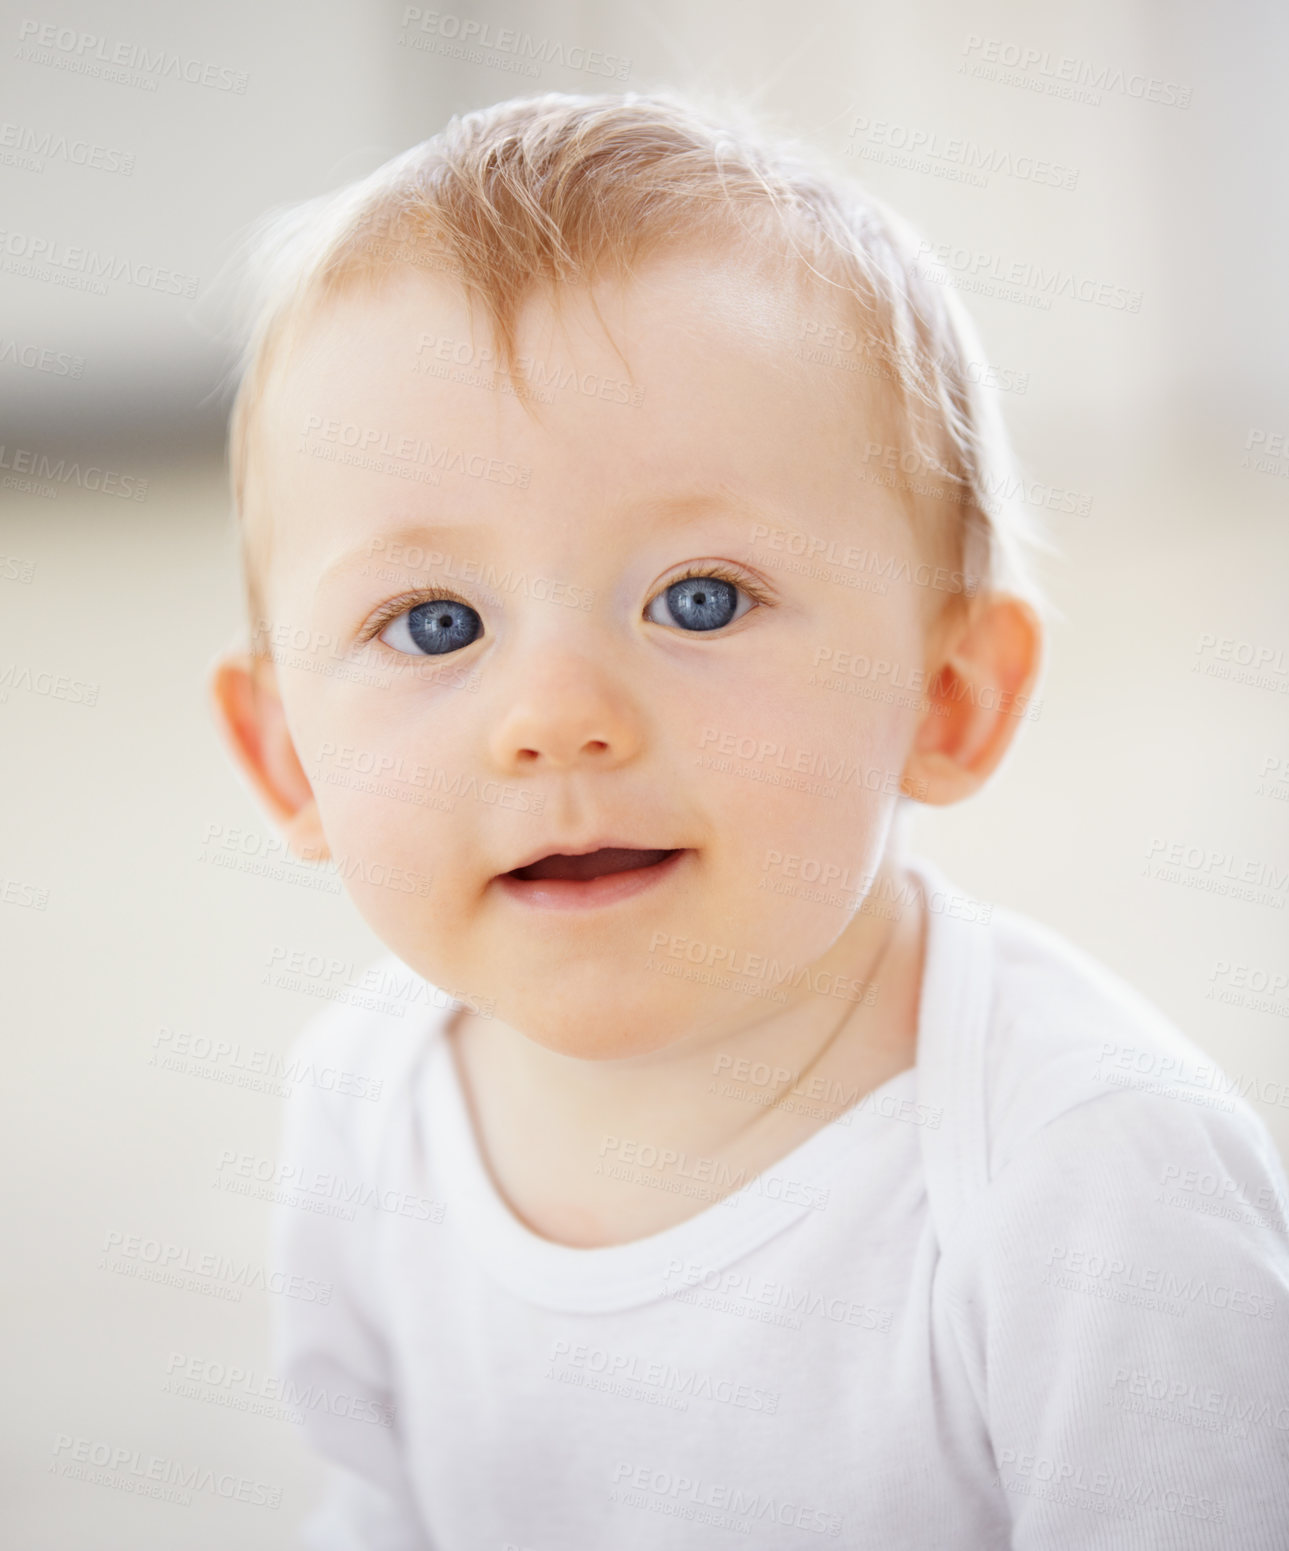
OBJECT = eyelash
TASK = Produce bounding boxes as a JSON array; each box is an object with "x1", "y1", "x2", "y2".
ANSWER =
[
  {"x1": 650, "y1": 561, "x2": 772, "y2": 618},
  {"x1": 359, "y1": 562, "x2": 771, "y2": 646},
  {"x1": 361, "y1": 587, "x2": 476, "y2": 645}
]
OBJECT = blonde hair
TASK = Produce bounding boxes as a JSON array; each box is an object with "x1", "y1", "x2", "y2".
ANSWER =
[{"x1": 226, "y1": 88, "x2": 1049, "y2": 647}]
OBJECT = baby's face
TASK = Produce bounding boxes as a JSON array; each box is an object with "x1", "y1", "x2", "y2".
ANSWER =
[{"x1": 253, "y1": 248, "x2": 940, "y2": 1057}]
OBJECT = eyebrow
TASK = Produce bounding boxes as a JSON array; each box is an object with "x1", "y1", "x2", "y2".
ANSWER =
[
  {"x1": 614, "y1": 490, "x2": 752, "y2": 525},
  {"x1": 316, "y1": 492, "x2": 770, "y2": 591},
  {"x1": 317, "y1": 522, "x2": 490, "y2": 591}
]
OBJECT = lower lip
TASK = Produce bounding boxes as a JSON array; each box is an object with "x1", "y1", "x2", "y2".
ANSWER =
[{"x1": 494, "y1": 848, "x2": 690, "y2": 911}]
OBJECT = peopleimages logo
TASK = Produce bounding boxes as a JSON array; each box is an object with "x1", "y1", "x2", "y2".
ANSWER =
[
  {"x1": 958, "y1": 34, "x2": 1192, "y2": 109},
  {"x1": 610, "y1": 1461, "x2": 844, "y2": 1537},
  {"x1": 1143, "y1": 839, "x2": 1287, "y2": 909},
  {"x1": 398, "y1": 8, "x2": 631, "y2": 81},
  {"x1": 300, "y1": 414, "x2": 531, "y2": 487},
  {"x1": 0, "y1": 443, "x2": 146, "y2": 497},
  {"x1": 0, "y1": 335, "x2": 84, "y2": 376},
  {"x1": 0, "y1": 661, "x2": 99, "y2": 706},
  {"x1": 913, "y1": 239, "x2": 1142, "y2": 313},
  {"x1": 16, "y1": 20, "x2": 249, "y2": 93},
  {"x1": 150, "y1": 1025, "x2": 385, "y2": 1101},
  {"x1": 0, "y1": 120, "x2": 135, "y2": 174},
  {"x1": 163, "y1": 1351, "x2": 396, "y2": 1428},
  {"x1": 97, "y1": 1229, "x2": 333, "y2": 1305},
  {"x1": 50, "y1": 1434, "x2": 280, "y2": 1508},
  {"x1": 547, "y1": 1339, "x2": 780, "y2": 1413},
  {"x1": 0, "y1": 229, "x2": 198, "y2": 297},
  {"x1": 848, "y1": 116, "x2": 1080, "y2": 191}
]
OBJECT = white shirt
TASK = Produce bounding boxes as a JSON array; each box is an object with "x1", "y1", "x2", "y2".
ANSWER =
[{"x1": 269, "y1": 857, "x2": 1289, "y2": 1549}]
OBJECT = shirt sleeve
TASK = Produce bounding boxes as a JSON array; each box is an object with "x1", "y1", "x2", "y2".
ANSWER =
[
  {"x1": 938, "y1": 1085, "x2": 1289, "y2": 1550},
  {"x1": 269, "y1": 1036, "x2": 434, "y2": 1551}
]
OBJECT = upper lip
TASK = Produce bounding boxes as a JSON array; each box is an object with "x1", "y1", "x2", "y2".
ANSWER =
[{"x1": 497, "y1": 838, "x2": 683, "y2": 877}]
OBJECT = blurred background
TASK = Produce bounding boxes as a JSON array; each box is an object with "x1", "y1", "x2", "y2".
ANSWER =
[{"x1": 2, "y1": 0, "x2": 1286, "y2": 1542}]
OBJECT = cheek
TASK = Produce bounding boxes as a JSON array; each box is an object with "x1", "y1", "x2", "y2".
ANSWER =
[
  {"x1": 305, "y1": 776, "x2": 479, "y2": 992},
  {"x1": 311, "y1": 777, "x2": 450, "y2": 928},
  {"x1": 718, "y1": 779, "x2": 895, "y2": 952},
  {"x1": 692, "y1": 670, "x2": 915, "y2": 951},
  {"x1": 696, "y1": 659, "x2": 913, "y2": 845},
  {"x1": 287, "y1": 667, "x2": 462, "y2": 814},
  {"x1": 282, "y1": 677, "x2": 455, "y2": 888}
]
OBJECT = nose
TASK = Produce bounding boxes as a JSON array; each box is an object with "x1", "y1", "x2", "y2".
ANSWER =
[{"x1": 486, "y1": 651, "x2": 644, "y2": 775}]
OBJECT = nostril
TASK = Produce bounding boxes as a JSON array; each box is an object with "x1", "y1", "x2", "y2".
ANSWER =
[{"x1": 509, "y1": 740, "x2": 612, "y2": 764}]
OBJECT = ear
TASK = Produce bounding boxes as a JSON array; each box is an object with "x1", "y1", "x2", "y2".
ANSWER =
[
  {"x1": 902, "y1": 594, "x2": 1043, "y2": 806},
  {"x1": 207, "y1": 648, "x2": 331, "y2": 861}
]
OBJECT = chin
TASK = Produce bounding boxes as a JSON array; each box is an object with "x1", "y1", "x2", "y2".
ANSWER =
[{"x1": 493, "y1": 980, "x2": 704, "y2": 1063}]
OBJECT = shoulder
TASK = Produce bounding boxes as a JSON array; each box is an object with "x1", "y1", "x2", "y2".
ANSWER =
[
  {"x1": 934, "y1": 900, "x2": 1289, "y2": 1348},
  {"x1": 912, "y1": 885, "x2": 1289, "y2": 1297},
  {"x1": 932, "y1": 914, "x2": 1289, "y2": 1548},
  {"x1": 276, "y1": 951, "x2": 456, "y2": 1175},
  {"x1": 981, "y1": 901, "x2": 1283, "y2": 1185}
]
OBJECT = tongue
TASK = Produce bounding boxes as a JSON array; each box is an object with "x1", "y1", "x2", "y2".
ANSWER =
[{"x1": 512, "y1": 847, "x2": 675, "y2": 882}]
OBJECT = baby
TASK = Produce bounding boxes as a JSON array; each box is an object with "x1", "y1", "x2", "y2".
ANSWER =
[{"x1": 209, "y1": 91, "x2": 1289, "y2": 1548}]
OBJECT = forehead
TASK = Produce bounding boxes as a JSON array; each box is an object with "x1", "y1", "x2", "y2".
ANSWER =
[{"x1": 251, "y1": 245, "x2": 902, "y2": 591}]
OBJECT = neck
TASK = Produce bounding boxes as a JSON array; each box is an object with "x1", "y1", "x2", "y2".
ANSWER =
[{"x1": 450, "y1": 837, "x2": 926, "y2": 1160}]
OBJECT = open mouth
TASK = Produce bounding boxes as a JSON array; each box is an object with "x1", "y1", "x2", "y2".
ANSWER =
[
  {"x1": 496, "y1": 846, "x2": 689, "y2": 910},
  {"x1": 507, "y1": 847, "x2": 679, "y2": 883}
]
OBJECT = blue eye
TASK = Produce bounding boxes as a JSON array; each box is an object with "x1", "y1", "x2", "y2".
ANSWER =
[
  {"x1": 380, "y1": 598, "x2": 483, "y2": 656},
  {"x1": 646, "y1": 573, "x2": 751, "y2": 632}
]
